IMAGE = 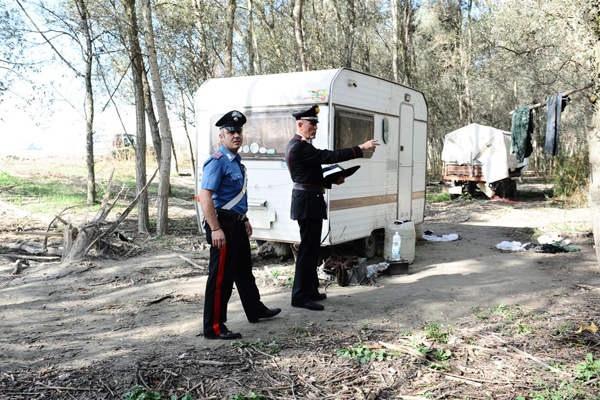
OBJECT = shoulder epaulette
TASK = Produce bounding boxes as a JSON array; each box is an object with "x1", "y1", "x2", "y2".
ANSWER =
[{"x1": 212, "y1": 151, "x2": 223, "y2": 159}]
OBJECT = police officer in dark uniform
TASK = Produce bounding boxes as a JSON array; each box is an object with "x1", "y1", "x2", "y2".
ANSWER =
[
  {"x1": 286, "y1": 105, "x2": 379, "y2": 310},
  {"x1": 199, "y1": 110, "x2": 281, "y2": 339}
]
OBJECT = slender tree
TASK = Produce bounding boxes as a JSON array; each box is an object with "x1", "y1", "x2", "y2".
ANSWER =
[
  {"x1": 293, "y1": 0, "x2": 307, "y2": 71},
  {"x1": 124, "y1": 0, "x2": 149, "y2": 234},
  {"x1": 140, "y1": 0, "x2": 173, "y2": 235}
]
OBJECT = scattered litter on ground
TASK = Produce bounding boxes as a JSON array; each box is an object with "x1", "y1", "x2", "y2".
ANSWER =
[
  {"x1": 365, "y1": 262, "x2": 389, "y2": 278},
  {"x1": 422, "y1": 233, "x2": 459, "y2": 242},
  {"x1": 496, "y1": 241, "x2": 528, "y2": 251},
  {"x1": 497, "y1": 233, "x2": 580, "y2": 253},
  {"x1": 496, "y1": 241, "x2": 579, "y2": 253},
  {"x1": 538, "y1": 232, "x2": 568, "y2": 245}
]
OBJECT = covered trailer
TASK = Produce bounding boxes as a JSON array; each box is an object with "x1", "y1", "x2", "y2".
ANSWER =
[
  {"x1": 441, "y1": 123, "x2": 528, "y2": 198},
  {"x1": 194, "y1": 68, "x2": 428, "y2": 258}
]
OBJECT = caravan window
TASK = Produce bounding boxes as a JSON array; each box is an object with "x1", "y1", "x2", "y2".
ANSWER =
[
  {"x1": 210, "y1": 109, "x2": 300, "y2": 159},
  {"x1": 334, "y1": 109, "x2": 374, "y2": 158}
]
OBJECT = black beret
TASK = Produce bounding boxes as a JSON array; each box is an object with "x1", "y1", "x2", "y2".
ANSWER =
[
  {"x1": 292, "y1": 105, "x2": 319, "y2": 123},
  {"x1": 216, "y1": 110, "x2": 246, "y2": 132}
]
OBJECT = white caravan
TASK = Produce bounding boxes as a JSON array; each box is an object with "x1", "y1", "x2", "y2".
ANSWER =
[
  {"x1": 194, "y1": 68, "x2": 428, "y2": 258},
  {"x1": 441, "y1": 123, "x2": 529, "y2": 198}
]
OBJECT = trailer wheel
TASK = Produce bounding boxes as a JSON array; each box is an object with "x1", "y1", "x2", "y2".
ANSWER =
[{"x1": 356, "y1": 231, "x2": 378, "y2": 259}]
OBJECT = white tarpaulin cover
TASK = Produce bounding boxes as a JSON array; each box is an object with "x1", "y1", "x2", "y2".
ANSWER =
[{"x1": 441, "y1": 123, "x2": 528, "y2": 183}]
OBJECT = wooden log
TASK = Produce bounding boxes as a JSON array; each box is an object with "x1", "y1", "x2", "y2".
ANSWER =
[
  {"x1": 14, "y1": 231, "x2": 63, "y2": 237},
  {"x1": 0, "y1": 243, "x2": 62, "y2": 256},
  {"x1": 2, "y1": 253, "x2": 61, "y2": 261}
]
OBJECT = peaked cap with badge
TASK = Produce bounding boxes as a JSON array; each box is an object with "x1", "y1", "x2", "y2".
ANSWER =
[
  {"x1": 292, "y1": 105, "x2": 319, "y2": 123},
  {"x1": 216, "y1": 110, "x2": 247, "y2": 132}
]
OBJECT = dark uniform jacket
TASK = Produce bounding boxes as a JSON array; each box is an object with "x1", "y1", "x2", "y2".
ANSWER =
[{"x1": 286, "y1": 133, "x2": 363, "y2": 220}]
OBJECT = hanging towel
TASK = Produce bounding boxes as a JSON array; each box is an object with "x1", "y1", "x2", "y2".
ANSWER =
[
  {"x1": 510, "y1": 107, "x2": 534, "y2": 163},
  {"x1": 544, "y1": 94, "x2": 570, "y2": 155}
]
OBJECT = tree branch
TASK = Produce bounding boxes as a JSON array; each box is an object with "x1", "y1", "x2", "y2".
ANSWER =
[{"x1": 15, "y1": 0, "x2": 83, "y2": 79}]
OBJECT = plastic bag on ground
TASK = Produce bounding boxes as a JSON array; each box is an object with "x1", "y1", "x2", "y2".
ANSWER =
[{"x1": 422, "y1": 233, "x2": 459, "y2": 242}]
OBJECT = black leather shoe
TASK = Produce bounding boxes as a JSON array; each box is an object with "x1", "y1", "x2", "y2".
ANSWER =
[
  {"x1": 248, "y1": 307, "x2": 282, "y2": 323},
  {"x1": 311, "y1": 292, "x2": 327, "y2": 301},
  {"x1": 292, "y1": 301, "x2": 324, "y2": 311},
  {"x1": 204, "y1": 331, "x2": 242, "y2": 340}
]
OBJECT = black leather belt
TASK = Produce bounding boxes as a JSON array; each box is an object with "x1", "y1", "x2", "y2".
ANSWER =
[
  {"x1": 293, "y1": 183, "x2": 325, "y2": 193},
  {"x1": 216, "y1": 208, "x2": 247, "y2": 221}
]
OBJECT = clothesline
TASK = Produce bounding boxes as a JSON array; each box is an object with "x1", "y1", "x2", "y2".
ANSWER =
[{"x1": 509, "y1": 82, "x2": 592, "y2": 115}]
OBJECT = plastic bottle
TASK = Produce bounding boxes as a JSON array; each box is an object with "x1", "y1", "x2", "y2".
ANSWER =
[{"x1": 392, "y1": 231, "x2": 401, "y2": 261}]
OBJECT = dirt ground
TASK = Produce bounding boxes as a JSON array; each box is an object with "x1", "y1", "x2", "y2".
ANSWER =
[{"x1": 1, "y1": 173, "x2": 599, "y2": 399}]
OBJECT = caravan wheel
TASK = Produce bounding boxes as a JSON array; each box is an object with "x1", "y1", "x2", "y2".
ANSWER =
[{"x1": 356, "y1": 231, "x2": 378, "y2": 259}]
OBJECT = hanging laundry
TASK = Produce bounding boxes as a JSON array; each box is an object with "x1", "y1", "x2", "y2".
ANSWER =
[
  {"x1": 510, "y1": 106, "x2": 534, "y2": 163},
  {"x1": 544, "y1": 94, "x2": 570, "y2": 156}
]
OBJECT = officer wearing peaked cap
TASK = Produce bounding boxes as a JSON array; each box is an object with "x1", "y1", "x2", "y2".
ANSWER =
[
  {"x1": 198, "y1": 110, "x2": 281, "y2": 340},
  {"x1": 285, "y1": 104, "x2": 379, "y2": 311}
]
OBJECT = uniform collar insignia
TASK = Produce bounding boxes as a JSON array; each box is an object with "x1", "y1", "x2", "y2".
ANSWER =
[{"x1": 218, "y1": 145, "x2": 238, "y2": 162}]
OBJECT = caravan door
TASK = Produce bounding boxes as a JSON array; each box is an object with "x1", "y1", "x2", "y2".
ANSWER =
[{"x1": 397, "y1": 103, "x2": 414, "y2": 220}]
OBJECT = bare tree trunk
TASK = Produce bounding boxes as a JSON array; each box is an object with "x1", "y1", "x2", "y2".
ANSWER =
[
  {"x1": 461, "y1": 0, "x2": 474, "y2": 124},
  {"x1": 293, "y1": 0, "x2": 307, "y2": 71},
  {"x1": 590, "y1": 101, "x2": 600, "y2": 265},
  {"x1": 141, "y1": 0, "x2": 173, "y2": 235},
  {"x1": 74, "y1": 0, "x2": 96, "y2": 205},
  {"x1": 345, "y1": 0, "x2": 355, "y2": 67},
  {"x1": 247, "y1": 0, "x2": 256, "y2": 75},
  {"x1": 193, "y1": 0, "x2": 210, "y2": 81},
  {"x1": 401, "y1": 0, "x2": 413, "y2": 85},
  {"x1": 224, "y1": 0, "x2": 237, "y2": 77},
  {"x1": 142, "y1": 68, "x2": 162, "y2": 165},
  {"x1": 124, "y1": 0, "x2": 149, "y2": 234},
  {"x1": 171, "y1": 145, "x2": 180, "y2": 176},
  {"x1": 391, "y1": 0, "x2": 399, "y2": 82}
]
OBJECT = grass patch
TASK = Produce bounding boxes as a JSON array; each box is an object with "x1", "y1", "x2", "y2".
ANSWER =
[
  {"x1": 290, "y1": 325, "x2": 308, "y2": 337},
  {"x1": 426, "y1": 192, "x2": 451, "y2": 202},
  {"x1": 337, "y1": 344, "x2": 392, "y2": 364},
  {"x1": 423, "y1": 321, "x2": 453, "y2": 344},
  {"x1": 123, "y1": 385, "x2": 194, "y2": 400},
  {"x1": 0, "y1": 171, "x2": 93, "y2": 212}
]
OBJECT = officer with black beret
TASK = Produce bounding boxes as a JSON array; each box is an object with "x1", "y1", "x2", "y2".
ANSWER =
[
  {"x1": 198, "y1": 110, "x2": 281, "y2": 339},
  {"x1": 285, "y1": 105, "x2": 379, "y2": 311}
]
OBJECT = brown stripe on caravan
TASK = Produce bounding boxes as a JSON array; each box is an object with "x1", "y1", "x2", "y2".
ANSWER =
[
  {"x1": 412, "y1": 191, "x2": 425, "y2": 199},
  {"x1": 330, "y1": 194, "x2": 397, "y2": 211}
]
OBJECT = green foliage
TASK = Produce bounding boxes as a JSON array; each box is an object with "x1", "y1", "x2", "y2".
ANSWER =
[
  {"x1": 525, "y1": 380, "x2": 585, "y2": 399},
  {"x1": 231, "y1": 339, "x2": 280, "y2": 355},
  {"x1": 515, "y1": 323, "x2": 535, "y2": 336},
  {"x1": 553, "y1": 322, "x2": 573, "y2": 336},
  {"x1": 489, "y1": 303, "x2": 524, "y2": 323},
  {"x1": 337, "y1": 344, "x2": 391, "y2": 364},
  {"x1": 231, "y1": 391, "x2": 267, "y2": 400},
  {"x1": 431, "y1": 348, "x2": 452, "y2": 362},
  {"x1": 289, "y1": 325, "x2": 308, "y2": 337},
  {"x1": 409, "y1": 336, "x2": 430, "y2": 354},
  {"x1": 426, "y1": 192, "x2": 451, "y2": 202},
  {"x1": 0, "y1": 171, "x2": 90, "y2": 212},
  {"x1": 123, "y1": 386, "x2": 162, "y2": 400},
  {"x1": 284, "y1": 276, "x2": 294, "y2": 288},
  {"x1": 575, "y1": 353, "x2": 600, "y2": 381},
  {"x1": 122, "y1": 386, "x2": 194, "y2": 400},
  {"x1": 423, "y1": 322, "x2": 453, "y2": 344},
  {"x1": 552, "y1": 155, "x2": 589, "y2": 198}
]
